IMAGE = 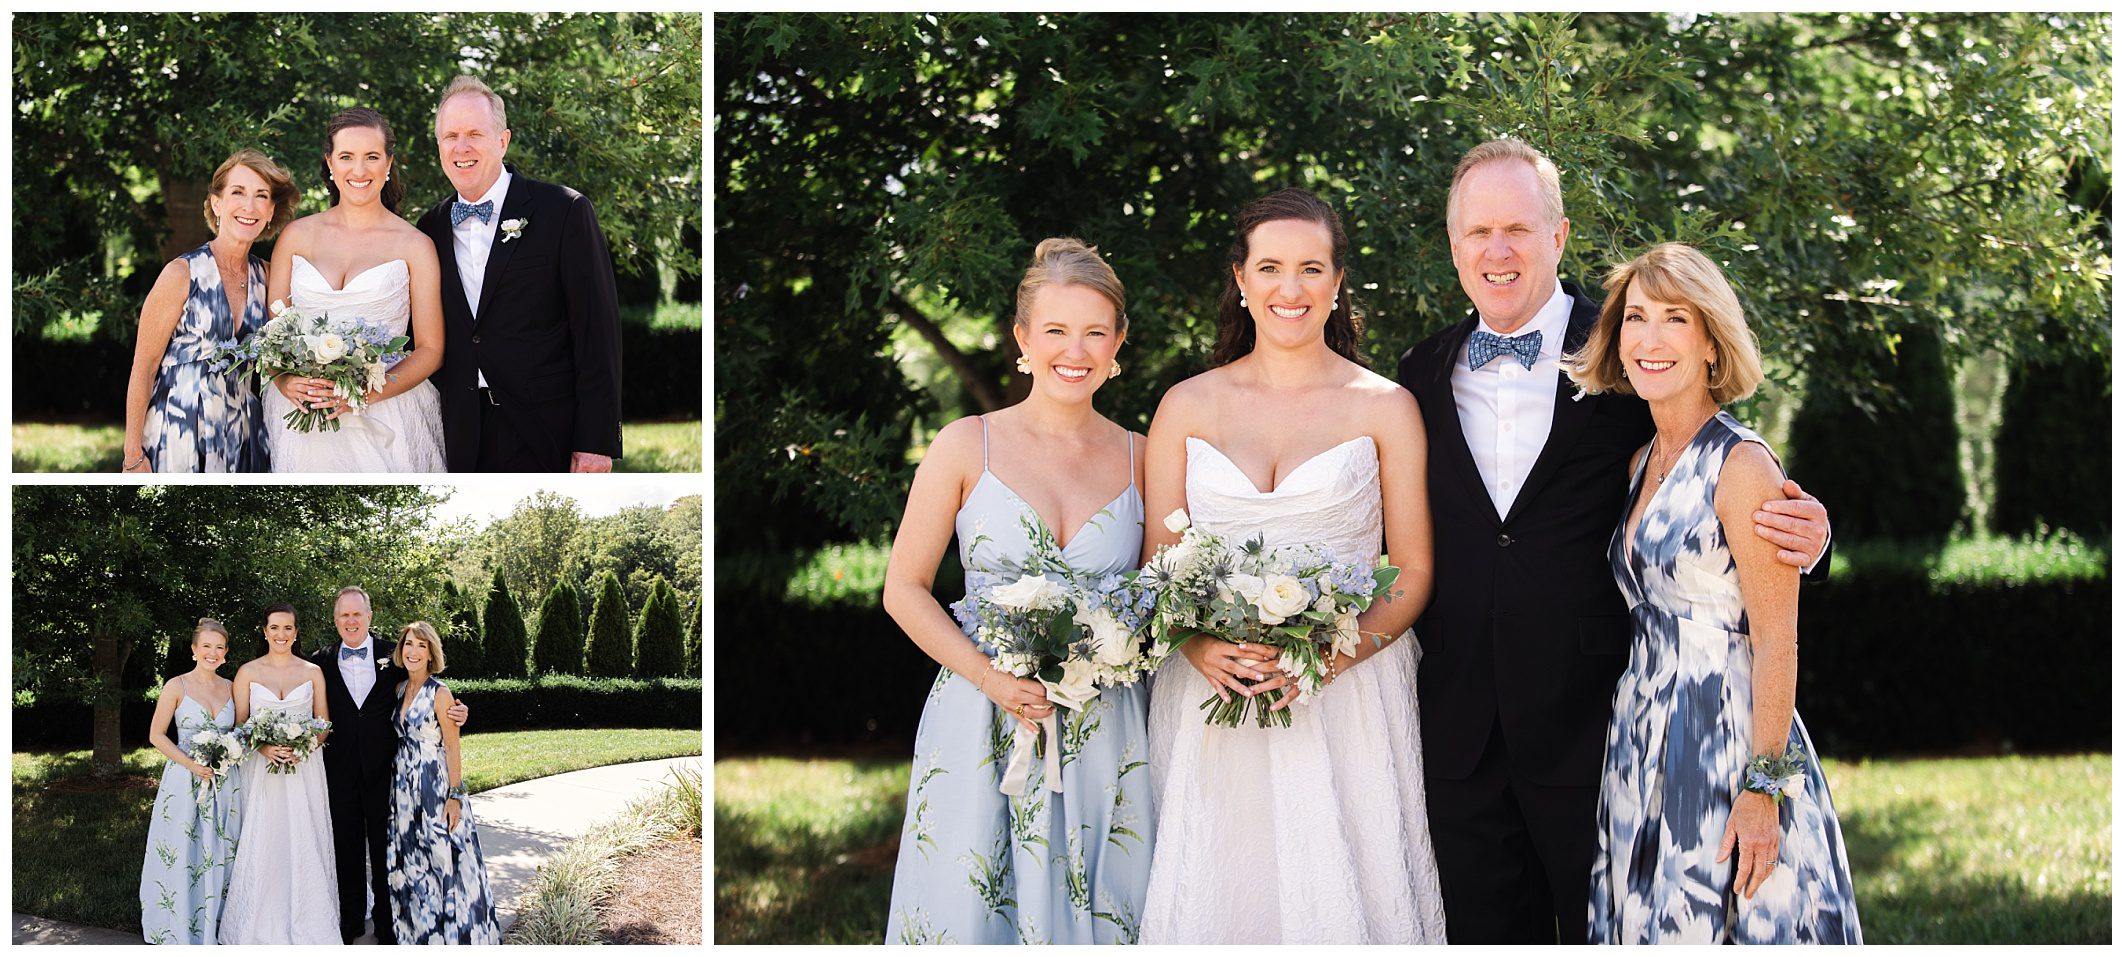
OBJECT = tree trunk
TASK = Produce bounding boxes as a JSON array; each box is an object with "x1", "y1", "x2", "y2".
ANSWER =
[
  {"x1": 160, "y1": 171, "x2": 211, "y2": 262},
  {"x1": 91, "y1": 629, "x2": 132, "y2": 776},
  {"x1": 887, "y1": 292, "x2": 1005, "y2": 412}
]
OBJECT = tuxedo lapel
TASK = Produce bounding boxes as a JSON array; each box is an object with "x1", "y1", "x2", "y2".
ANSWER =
[
  {"x1": 1503, "y1": 288, "x2": 1602, "y2": 526},
  {"x1": 473, "y1": 173, "x2": 535, "y2": 322},
  {"x1": 1422, "y1": 316, "x2": 1502, "y2": 522},
  {"x1": 430, "y1": 208, "x2": 475, "y2": 321}
]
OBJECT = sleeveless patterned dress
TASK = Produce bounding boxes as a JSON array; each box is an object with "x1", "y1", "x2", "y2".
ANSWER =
[{"x1": 141, "y1": 244, "x2": 269, "y2": 472}]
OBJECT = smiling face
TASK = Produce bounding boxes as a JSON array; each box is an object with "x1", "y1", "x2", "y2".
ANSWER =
[
  {"x1": 1230, "y1": 217, "x2": 1343, "y2": 354},
  {"x1": 326, "y1": 125, "x2": 392, "y2": 208},
  {"x1": 436, "y1": 92, "x2": 511, "y2": 200},
  {"x1": 335, "y1": 592, "x2": 372, "y2": 647},
  {"x1": 209, "y1": 164, "x2": 275, "y2": 243},
  {"x1": 1448, "y1": 159, "x2": 1570, "y2": 334},
  {"x1": 1617, "y1": 284, "x2": 1717, "y2": 405},
  {"x1": 400, "y1": 633, "x2": 431, "y2": 673},
  {"x1": 192, "y1": 630, "x2": 229, "y2": 669},
  {"x1": 1013, "y1": 283, "x2": 1123, "y2": 403},
  {"x1": 263, "y1": 612, "x2": 299, "y2": 656}
]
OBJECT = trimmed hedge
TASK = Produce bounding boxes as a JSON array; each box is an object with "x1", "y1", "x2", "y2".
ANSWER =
[
  {"x1": 14, "y1": 676, "x2": 701, "y2": 751},
  {"x1": 716, "y1": 542, "x2": 2107, "y2": 756}
]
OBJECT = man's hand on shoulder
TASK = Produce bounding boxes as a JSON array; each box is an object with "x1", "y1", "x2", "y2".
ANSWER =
[{"x1": 570, "y1": 451, "x2": 613, "y2": 473}]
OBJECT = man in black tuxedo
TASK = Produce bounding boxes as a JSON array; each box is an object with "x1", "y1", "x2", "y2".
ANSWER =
[
  {"x1": 416, "y1": 74, "x2": 624, "y2": 473},
  {"x1": 313, "y1": 586, "x2": 467, "y2": 944},
  {"x1": 1396, "y1": 139, "x2": 1831, "y2": 943}
]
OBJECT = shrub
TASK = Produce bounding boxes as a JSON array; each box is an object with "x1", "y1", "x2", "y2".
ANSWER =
[
  {"x1": 483, "y1": 568, "x2": 529, "y2": 679},
  {"x1": 1993, "y1": 347, "x2": 2110, "y2": 538},
  {"x1": 683, "y1": 595, "x2": 702, "y2": 678},
  {"x1": 450, "y1": 582, "x2": 486, "y2": 678},
  {"x1": 506, "y1": 761, "x2": 704, "y2": 944},
  {"x1": 633, "y1": 577, "x2": 686, "y2": 678},
  {"x1": 584, "y1": 571, "x2": 635, "y2": 677},
  {"x1": 1787, "y1": 314, "x2": 1965, "y2": 543},
  {"x1": 533, "y1": 579, "x2": 586, "y2": 676}
]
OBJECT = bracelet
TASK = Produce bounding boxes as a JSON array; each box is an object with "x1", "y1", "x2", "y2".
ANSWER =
[
  {"x1": 447, "y1": 784, "x2": 467, "y2": 800},
  {"x1": 1323, "y1": 653, "x2": 1342, "y2": 687},
  {"x1": 1741, "y1": 746, "x2": 1808, "y2": 805},
  {"x1": 122, "y1": 454, "x2": 149, "y2": 471}
]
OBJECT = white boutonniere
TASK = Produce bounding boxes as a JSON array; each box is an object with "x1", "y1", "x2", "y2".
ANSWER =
[
  {"x1": 499, "y1": 218, "x2": 528, "y2": 243},
  {"x1": 1572, "y1": 385, "x2": 1588, "y2": 402}
]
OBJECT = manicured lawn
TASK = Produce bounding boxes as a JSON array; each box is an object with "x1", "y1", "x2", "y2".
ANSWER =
[
  {"x1": 713, "y1": 752, "x2": 2111, "y2": 944},
  {"x1": 11, "y1": 420, "x2": 699, "y2": 473},
  {"x1": 12, "y1": 728, "x2": 703, "y2": 932}
]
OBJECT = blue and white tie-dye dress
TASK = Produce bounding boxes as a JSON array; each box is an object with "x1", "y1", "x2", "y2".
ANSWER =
[
  {"x1": 1589, "y1": 411, "x2": 1861, "y2": 944},
  {"x1": 142, "y1": 243, "x2": 269, "y2": 472}
]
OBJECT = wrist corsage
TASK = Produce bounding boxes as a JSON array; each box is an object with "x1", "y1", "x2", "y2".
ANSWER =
[
  {"x1": 1741, "y1": 746, "x2": 1809, "y2": 805},
  {"x1": 447, "y1": 784, "x2": 467, "y2": 800}
]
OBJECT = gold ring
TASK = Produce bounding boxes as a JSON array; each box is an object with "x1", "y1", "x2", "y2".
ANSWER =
[{"x1": 1015, "y1": 704, "x2": 1025, "y2": 717}]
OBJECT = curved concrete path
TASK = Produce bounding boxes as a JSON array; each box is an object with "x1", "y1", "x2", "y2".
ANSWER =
[{"x1": 13, "y1": 755, "x2": 702, "y2": 945}]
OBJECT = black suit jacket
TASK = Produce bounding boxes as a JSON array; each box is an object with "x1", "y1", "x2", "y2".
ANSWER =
[
  {"x1": 416, "y1": 168, "x2": 624, "y2": 470},
  {"x1": 313, "y1": 636, "x2": 405, "y2": 785}
]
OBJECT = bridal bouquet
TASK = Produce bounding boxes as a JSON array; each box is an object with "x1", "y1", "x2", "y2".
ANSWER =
[
  {"x1": 241, "y1": 713, "x2": 332, "y2": 775},
  {"x1": 214, "y1": 300, "x2": 407, "y2": 433},
  {"x1": 1139, "y1": 509, "x2": 1399, "y2": 728},
  {"x1": 184, "y1": 728, "x2": 246, "y2": 808}
]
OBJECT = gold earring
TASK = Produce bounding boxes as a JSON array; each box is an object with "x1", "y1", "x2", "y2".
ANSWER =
[
  {"x1": 1015, "y1": 355, "x2": 1032, "y2": 374},
  {"x1": 1109, "y1": 361, "x2": 1122, "y2": 378}
]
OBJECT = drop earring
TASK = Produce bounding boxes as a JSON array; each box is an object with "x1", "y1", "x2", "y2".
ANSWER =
[
  {"x1": 1015, "y1": 355, "x2": 1032, "y2": 374},
  {"x1": 1239, "y1": 294, "x2": 1249, "y2": 309},
  {"x1": 1331, "y1": 294, "x2": 1340, "y2": 311},
  {"x1": 1109, "y1": 361, "x2": 1122, "y2": 378}
]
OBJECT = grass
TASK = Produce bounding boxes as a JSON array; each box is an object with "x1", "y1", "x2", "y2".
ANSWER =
[
  {"x1": 11, "y1": 728, "x2": 704, "y2": 932},
  {"x1": 509, "y1": 762, "x2": 704, "y2": 944},
  {"x1": 713, "y1": 752, "x2": 2111, "y2": 945},
  {"x1": 10, "y1": 420, "x2": 700, "y2": 473}
]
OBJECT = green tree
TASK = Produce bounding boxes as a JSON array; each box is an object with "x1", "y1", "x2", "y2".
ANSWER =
[
  {"x1": 485, "y1": 491, "x2": 584, "y2": 606},
  {"x1": 582, "y1": 570, "x2": 634, "y2": 677},
  {"x1": 632, "y1": 576, "x2": 686, "y2": 677},
  {"x1": 530, "y1": 578, "x2": 586, "y2": 676},
  {"x1": 447, "y1": 578, "x2": 486, "y2": 678},
  {"x1": 481, "y1": 567, "x2": 529, "y2": 678},
  {"x1": 684, "y1": 593, "x2": 703, "y2": 678},
  {"x1": 1993, "y1": 346, "x2": 2111, "y2": 538},
  {"x1": 1788, "y1": 317, "x2": 1966, "y2": 543}
]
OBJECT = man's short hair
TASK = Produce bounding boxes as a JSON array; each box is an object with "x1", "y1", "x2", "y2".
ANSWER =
[
  {"x1": 436, "y1": 74, "x2": 507, "y2": 130},
  {"x1": 335, "y1": 586, "x2": 372, "y2": 610},
  {"x1": 1446, "y1": 137, "x2": 1566, "y2": 231}
]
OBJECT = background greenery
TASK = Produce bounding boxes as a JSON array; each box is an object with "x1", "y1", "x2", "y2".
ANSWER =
[
  {"x1": 12, "y1": 485, "x2": 704, "y2": 775},
  {"x1": 11, "y1": 12, "x2": 704, "y2": 444}
]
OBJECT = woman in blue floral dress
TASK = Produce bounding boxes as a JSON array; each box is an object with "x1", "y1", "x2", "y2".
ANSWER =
[
  {"x1": 122, "y1": 150, "x2": 296, "y2": 473},
  {"x1": 1567, "y1": 244, "x2": 1860, "y2": 943},
  {"x1": 140, "y1": 618, "x2": 245, "y2": 944},
  {"x1": 386, "y1": 622, "x2": 501, "y2": 944},
  {"x1": 881, "y1": 238, "x2": 1154, "y2": 944}
]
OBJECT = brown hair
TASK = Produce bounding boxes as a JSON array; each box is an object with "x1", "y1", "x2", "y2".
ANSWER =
[
  {"x1": 1211, "y1": 188, "x2": 1364, "y2": 368},
  {"x1": 193, "y1": 617, "x2": 231, "y2": 644},
  {"x1": 395, "y1": 621, "x2": 447, "y2": 675},
  {"x1": 321, "y1": 108, "x2": 407, "y2": 214},
  {"x1": 1563, "y1": 243, "x2": 1765, "y2": 404},
  {"x1": 203, "y1": 150, "x2": 299, "y2": 238},
  {"x1": 1013, "y1": 237, "x2": 1128, "y2": 332},
  {"x1": 1445, "y1": 138, "x2": 1566, "y2": 233}
]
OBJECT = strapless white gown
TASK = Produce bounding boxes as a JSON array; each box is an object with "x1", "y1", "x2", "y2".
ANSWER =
[
  {"x1": 263, "y1": 256, "x2": 446, "y2": 472},
  {"x1": 1142, "y1": 436, "x2": 1448, "y2": 943},
  {"x1": 218, "y1": 682, "x2": 340, "y2": 944}
]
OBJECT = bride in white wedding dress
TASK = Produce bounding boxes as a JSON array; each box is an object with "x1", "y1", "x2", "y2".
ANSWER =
[
  {"x1": 263, "y1": 107, "x2": 446, "y2": 473},
  {"x1": 1138, "y1": 190, "x2": 1447, "y2": 943},
  {"x1": 219, "y1": 604, "x2": 340, "y2": 944}
]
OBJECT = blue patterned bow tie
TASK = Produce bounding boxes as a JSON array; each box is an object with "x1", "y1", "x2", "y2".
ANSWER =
[
  {"x1": 340, "y1": 645, "x2": 369, "y2": 661},
  {"x1": 1467, "y1": 329, "x2": 1544, "y2": 371},
  {"x1": 451, "y1": 199, "x2": 494, "y2": 226}
]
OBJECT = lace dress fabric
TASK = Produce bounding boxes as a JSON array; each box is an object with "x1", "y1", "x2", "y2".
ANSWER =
[
  {"x1": 1142, "y1": 436, "x2": 1448, "y2": 943},
  {"x1": 1588, "y1": 411, "x2": 1861, "y2": 943},
  {"x1": 263, "y1": 256, "x2": 446, "y2": 472},
  {"x1": 217, "y1": 682, "x2": 341, "y2": 943}
]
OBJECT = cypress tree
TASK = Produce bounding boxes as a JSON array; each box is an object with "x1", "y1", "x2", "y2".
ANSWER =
[
  {"x1": 482, "y1": 568, "x2": 529, "y2": 678},
  {"x1": 633, "y1": 576, "x2": 686, "y2": 677},
  {"x1": 583, "y1": 570, "x2": 634, "y2": 677},
  {"x1": 1993, "y1": 347, "x2": 2109, "y2": 537},
  {"x1": 531, "y1": 578, "x2": 586, "y2": 676},
  {"x1": 684, "y1": 594, "x2": 703, "y2": 678}
]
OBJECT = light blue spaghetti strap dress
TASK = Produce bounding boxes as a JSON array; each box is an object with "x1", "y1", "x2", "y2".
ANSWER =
[
  {"x1": 140, "y1": 695, "x2": 245, "y2": 943},
  {"x1": 1589, "y1": 411, "x2": 1861, "y2": 943},
  {"x1": 885, "y1": 417, "x2": 1154, "y2": 944},
  {"x1": 141, "y1": 243, "x2": 269, "y2": 472}
]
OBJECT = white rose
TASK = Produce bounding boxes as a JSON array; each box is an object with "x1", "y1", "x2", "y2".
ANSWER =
[
  {"x1": 1217, "y1": 573, "x2": 1267, "y2": 610},
  {"x1": 1074, "y1": 605, "x2": 1138, "y2": 666},
  {"x1": 1041, "y1": 658, "x2": 1101, "y2": 710},
  {"x1": 1163, "y1": 509, "x2": 1192, "y2": 534},
  {"x1": 989, "y1": 573, "x2": 1069, "y2": 611},
  {"x1": 1256, "y1": 575, "x2": 1311, "y2": 625},
  {"x1": 304, "y1": 332, "x2": 349, "y2": 364}
]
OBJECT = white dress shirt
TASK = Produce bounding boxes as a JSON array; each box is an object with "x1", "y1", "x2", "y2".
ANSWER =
[
  {"x1": 337, "y1": 634, "x2": 379, "y2": 708},
  {"x1": 1452, "y1": 281, "x2": 1573, "y2": 519},
  {"x1": 452, "y1": 170, "x2": 513, "y2": 388}
]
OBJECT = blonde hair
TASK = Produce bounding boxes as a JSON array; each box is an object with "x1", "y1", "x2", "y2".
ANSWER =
[
  {"x1": 1445, "y1": 138, "x2": 1565, "y2": 232},
  {"x1": 193, "y1": 617, "x2": 231, "y2": 645},
  {"x1": 1013, "y1": 237, "x2": 1128, "y2": 332},
  {"x1": 1564, "y1": 243, "x2": 1765, "y2": 405},
  {"x1": 204, "y1": 149, "x2": 299, "y2": 238},
  {"x1": 395, "y1": 621, "x2": 448, "y2": 675},
  {"x1": 436, "y1": 75, "x2": 507, "y2": 131}
]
